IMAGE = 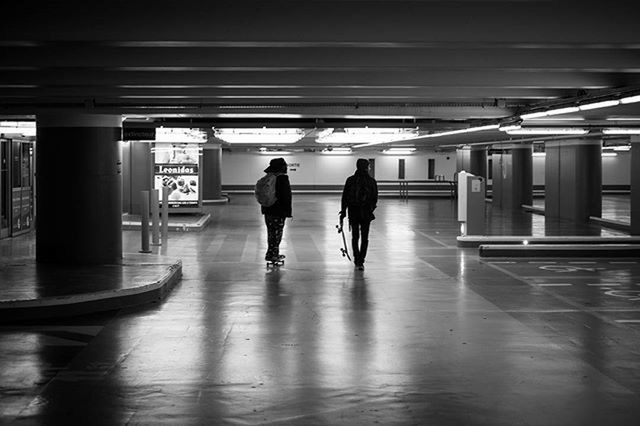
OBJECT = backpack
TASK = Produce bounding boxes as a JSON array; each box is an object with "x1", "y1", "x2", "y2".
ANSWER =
[
  {"x1": 348, "y1": 175, "x2": 373, "y2": 206},
  {"x1": 255, "y1": 173, "x2": 277, "y2": 207}
]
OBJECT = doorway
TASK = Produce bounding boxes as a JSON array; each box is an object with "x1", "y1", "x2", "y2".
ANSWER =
[
  {"x1": 0, "y1": 140, "x2": 9, "y2": 238},
  {"x1": 9, "y1": 140, "x2": 34, "y2": 236}
]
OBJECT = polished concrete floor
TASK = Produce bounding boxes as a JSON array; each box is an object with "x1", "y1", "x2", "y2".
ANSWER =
[{"x1": 2, "y1": 195, "x2": 640, "y2": 425}]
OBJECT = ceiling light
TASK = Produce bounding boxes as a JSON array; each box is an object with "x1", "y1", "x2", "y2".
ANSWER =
[
  {"x1": 321, "y1": 147, "x2": 353, "y2": 155},
  {"x1": 532, "y1": 152, "x2": 546, "y2": 157},
  {"x1": 382, "y1": 148, "x2": 416, "y2": 155},
  {"x1": 578, "y1": 100, "x2": 620, "y2": 110},
  {"x1": 520, "y1": 106, "x2": 580, "y2": 120},
  {"x1": 258, "y1": 150, "x2": 293, "y2": 155},
  {"x1": 156, "y1": 127, "x2": 207, "y2": 143},
  {"x1": 505, "y1": 128, "x2": 588, "y2": 135},
  {"x1": 620, "y1": 94, "x2": 640, "y2": 104},
  {"x1": 216, "y1": 113, "x2": 303, "y2": 119},
  {"x1": 214, "y1": 128, "x2": 305, "y2": 144},
  {"x1": 499, "y1": 124, "x2": 522, "y2": 132},
  {"x1": 602, "y1": 128, "x2": 640, "y2": 135},
  {"x1": 601, "y1": 152, "x2": 618, "y2": 157},
  {"x1": 318, "y1": 127, "x2": 418, "y2": 145},
  {"x1": 603, "y1": 145, "x2": 631, "y2": 151},
  {"x1": 424, "y1": 124, "x2": 500, "y2": 137},
  {"x1": 0, "y1": 121, "x2": 36, "y2": 136}
]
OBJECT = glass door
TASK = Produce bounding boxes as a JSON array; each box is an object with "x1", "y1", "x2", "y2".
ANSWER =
[
  {"x1": 10, "y1": 140, "x2": 34, "y2": 236},
  {"x1": 0, "y1": 139, "x2": 9, "y2": 238}
]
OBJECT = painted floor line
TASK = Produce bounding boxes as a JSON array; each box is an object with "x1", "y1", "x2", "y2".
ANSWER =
[
  {"x1": 615, "y1": 319, "x2": 640, "y2": 323},
  {"x1": 587, "y1": 283, "x2": 622, "y2": 286},
  {"x1": 537, "y1": 283, "x2": 572, "y2": 287}
]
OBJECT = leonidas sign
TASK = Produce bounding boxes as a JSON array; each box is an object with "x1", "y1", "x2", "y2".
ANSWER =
[{"x1": 155, "y1": 164, "x2": 198, "y2": 174}]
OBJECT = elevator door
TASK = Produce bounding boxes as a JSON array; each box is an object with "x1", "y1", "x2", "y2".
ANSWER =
[
  {"x1": 11, "y1": 140, "x2": 34, "y2": 236},
  {"x1": 0, "y1": 140, "x2": 9, "y2": 238}
]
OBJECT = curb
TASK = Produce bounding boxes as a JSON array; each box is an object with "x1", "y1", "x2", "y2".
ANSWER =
[{"x1": 0, "y1": 260, "x2": 182, "y2": 322}]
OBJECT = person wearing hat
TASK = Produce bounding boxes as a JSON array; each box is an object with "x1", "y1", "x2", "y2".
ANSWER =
[
  {"x1": 261, "y1": 157, "x2": 292, "y2": 262},
  {"x1": 340, "y1": 158, "x2": 378, "y2": 270}
]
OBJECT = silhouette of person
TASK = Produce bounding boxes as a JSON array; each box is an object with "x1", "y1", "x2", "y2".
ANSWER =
[
  {"x1": 340, "y1": 158, "x2": 378, "y2": 270},
  {"x1": 260, "y1": 158, "x2": 292, "y2": 262}
]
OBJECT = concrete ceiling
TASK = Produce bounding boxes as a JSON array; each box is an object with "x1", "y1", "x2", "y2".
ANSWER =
[{"x1": 2, "y1": 0, "x2": 640, "y2": 149}]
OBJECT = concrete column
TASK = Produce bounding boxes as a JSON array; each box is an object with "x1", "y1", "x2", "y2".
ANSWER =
[
  {"x1": 203, "y1": 143, "x2": 223, "y2": 200},
  {"x1": 630, "y1": 136, "x2": 640, "y2": 235},
  {"x1": 491, "y1": 144, "x2": 532, "y2": 210},
  {"x1": 469, "y1": 146, "x2": 487, "y2": 179},
  {"x1": 545, "y1": 138, "x2": 601, "y2": 222},
  {"x1": 456, "y1": 146, "x2": 471, "y2": 174},
  {"x1": 36, "y1": 112, "x2": 123, "y2": 264}
]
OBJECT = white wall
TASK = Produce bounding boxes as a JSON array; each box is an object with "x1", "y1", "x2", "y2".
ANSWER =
[
  {"x1": 221, "y1": 150, "x2": 630, "y2": 187},
  {"x1": 221, "y1": 151, "x2": 458, "y2": 185},
  {"x1": 602, "y1": 151, "x2": 630, "y2": 185}
]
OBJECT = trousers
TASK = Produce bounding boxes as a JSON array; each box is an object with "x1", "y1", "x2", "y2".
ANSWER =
[
  {"x1": 350, "y1": 219, "x2": 371, "y2": 265},
  {"x1": 264, "y1": 215, "x2": 286, "y2": 260}
]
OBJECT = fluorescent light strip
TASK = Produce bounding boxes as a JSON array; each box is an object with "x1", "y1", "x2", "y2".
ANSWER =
[
  {"x1": 321, "y1": 148, "x2": 353, "y2": 155},
  {"x1": 216, "y1": 113, "x2": 303, "y2": 119},
  {"x1": 319, "y1": 128, "x2": 418, "y2": 146},
  {"x1": 520, "y1": 106, "x2": 580, "y2": 120},
  {"x1": 214, "y1": 128, "x2": 305, "y2": 144},
  {"x1": 258, "y1": 150, "x2": 293, "y2": 155},
  {"x1": 602, "y1": 152, "x2": 618, "y2": 157},
  {"x1": 579, "y1": 99, "x2": 620, "y2": 110},
  {"x1": 383, "y1": 148, "x2": 416, "y2": 155},
  {"x1": 0, "y1": 121, "x2": 37, "y2": 136},
  {"x1": 520, "y1": 93, "x2": 640, "y2": 120},
  {"x1": 505, "y1": 128, "x2": 588, "y2": 135},
  {"x1": 602, "y1": 128, "x2": 640, "y2": 135},
  {"x1": 620, "y1": 94, "x2": 640, "y2": 104},
  {"x1": 603, "y1": 145, "x2": 631, "y2": 151},
  {"x1": 353, "y1": 124, "x2": 499, "y2": 148}
]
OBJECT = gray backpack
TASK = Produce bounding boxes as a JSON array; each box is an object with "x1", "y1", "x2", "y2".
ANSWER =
[{"x1": 255, "y1": 173, "x2": 277, "y2": 207}]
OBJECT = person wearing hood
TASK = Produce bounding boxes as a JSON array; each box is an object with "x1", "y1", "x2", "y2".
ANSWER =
[
  {"x1": 260, "y1": 157, "x2": 292, "y2": 262},
  {"x1": 340, "y1": 158, "x2": 378, "y2": 270}
]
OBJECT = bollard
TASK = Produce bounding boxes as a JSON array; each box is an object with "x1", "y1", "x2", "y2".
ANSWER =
[
  {"x1": 150, "y1": 189, "x2": 161, "y2": 245},
  {"x1": 139, "y1": 190, "x2": 152, "y2": 253},
  {"x1": 161, "y1": 186, "x2": 169, "y2": 240}
]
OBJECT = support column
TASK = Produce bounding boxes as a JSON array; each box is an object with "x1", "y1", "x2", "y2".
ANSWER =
[
  {"x1": 203, "y1": 143, "x2": 223, "y2": 201},
  {"x1": 544, "y1": 139, "x2": 601, "y2": 222},
  {"x1": 630, "y1": 136, "x2": 640, "y2": 235},
  {"x1": 36, "y1": 112, "x2": 123, "y2": 264},
  {"x1": 456, "y1": 146, "x2": 471, "y2": 174},
  {"x1": 469, "y1": 146, "x2": 487, "y2": 180},
  {"x1": 491, "y1": 144, "x2": 532, "y2": 210}
]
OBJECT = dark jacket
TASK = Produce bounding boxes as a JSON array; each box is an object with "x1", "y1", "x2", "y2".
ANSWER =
[
  {"x1": 261, "y1": 174, "x2": 292, "y2": 218},
  {"x1": 341, "y1": 170, "x2": 378, "y2": 222}
]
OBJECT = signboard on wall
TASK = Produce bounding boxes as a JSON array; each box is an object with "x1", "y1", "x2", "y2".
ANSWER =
[{"x1": 153, "y1": 143, "x2": 201, "y2": 210}]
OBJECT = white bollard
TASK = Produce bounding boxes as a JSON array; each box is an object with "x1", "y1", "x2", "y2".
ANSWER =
[
  {"x1": 150, "y1": 189, "x2": 161, "y2": 245},
  {"x1": 139, "y1": 190, "x2": 152, "y2": 253},
  {"x1": 161, "y1": 186, "x2": 169, "y2": 240}
]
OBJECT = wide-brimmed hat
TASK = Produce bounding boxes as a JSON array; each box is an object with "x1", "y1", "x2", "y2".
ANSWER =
[{"x1": 264, "y1": 157, "x2": 288, "y2": 173}]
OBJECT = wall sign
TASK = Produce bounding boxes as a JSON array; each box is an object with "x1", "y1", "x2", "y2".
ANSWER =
[{"x1": 153, "y1": 143, "x2": 201, "y2": 208}]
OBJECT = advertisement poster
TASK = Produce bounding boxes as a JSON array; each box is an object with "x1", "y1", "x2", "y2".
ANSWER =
[{"x1": 153, "y1": 143, "x2": 201, "y2": 208}]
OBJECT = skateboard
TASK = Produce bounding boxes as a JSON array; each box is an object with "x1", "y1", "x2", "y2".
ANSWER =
[
  {"x1": 266, "y1": 255, "x2": 285, "y2": 268},
  {"x1": 336, "y1": 216, "x2": 352, "y2": 261}
]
